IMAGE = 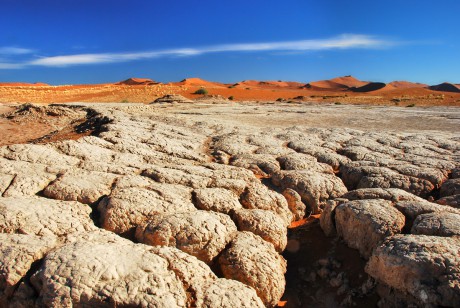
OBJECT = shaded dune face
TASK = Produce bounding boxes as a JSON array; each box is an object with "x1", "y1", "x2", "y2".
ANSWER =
[
  {"x1": 116, "y1": 78, "x2": 158, "y2": 85},
  {"x1": 0, "y1": 102, "x2": 459, "y2": 307},
  {"x1": 429, "y1": 82, "x2": 460, "y2": 93}
]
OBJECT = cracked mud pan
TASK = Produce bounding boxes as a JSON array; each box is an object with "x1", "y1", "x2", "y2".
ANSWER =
[{"x1": 0, "y1": 101, "x2": 459, "y2": 307}]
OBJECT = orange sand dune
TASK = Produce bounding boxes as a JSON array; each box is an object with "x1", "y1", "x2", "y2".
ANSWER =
[
  {"x1": 389, "y1": 81, "x2": 428, "y2": 89},
  {"x1": 306, "y1": 80, "x2": 349, "y2": 90},
  {"x1": 329, "y1": 76, "x2": 368, "y2": 88},
  {"x1": 174, "y1": 78, "x2": 225, "y2": 88},
  {"x1": 116, "y1": 78, "x2": 159, "y2": 86},
  {"x1": 235, "y1": 80, "x2": 305, "y2": 89},
  {"x1": 306, "y1": 75, "x2": 368, "y2": 90}
]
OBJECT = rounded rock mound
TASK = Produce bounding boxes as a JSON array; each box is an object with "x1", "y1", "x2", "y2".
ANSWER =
[
  {"x1": 151, "y1": 94, "x2": 193, "y2": 104},
  {"x1": 218, "y1": 231, "x2": 287, "y2": 307},
  {"x1": 136, "y1": 210, "x2": 237, "y2": 264}
]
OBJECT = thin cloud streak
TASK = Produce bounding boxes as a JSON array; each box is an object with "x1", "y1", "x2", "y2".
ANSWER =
[
  {"x1": 2, "y1": 34, "x2": 396, "y2": 69},
  {"x1": 0, "y1": 47, "x2": 34, "y2": 55},
  {"x1": 0, "y1": 63, "x2": 25, "y2": 69}
]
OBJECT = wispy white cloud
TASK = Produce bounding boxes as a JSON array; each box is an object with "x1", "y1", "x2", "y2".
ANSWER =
[
  {"x1": 0, "y1": 47, "x2": 34, "y2": 55},
  {"x1": 0, "y1": 62, "x2": 25, "y2": 69},
  {"x1": 0, "y1": 34, "x2": 396, "y2": 69}
]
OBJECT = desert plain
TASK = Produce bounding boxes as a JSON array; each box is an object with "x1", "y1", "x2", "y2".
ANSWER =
[{"x1": 0, "y1": 76, "x2": 459, "y2": 307}]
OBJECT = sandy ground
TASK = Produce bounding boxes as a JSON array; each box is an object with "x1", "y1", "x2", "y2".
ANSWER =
[
  {"x1": 0, "y1": 80, "x2": 459, "y2": 106},
  {"x1": 1, "y1": 100, "x2": 458, "y2": 147},
  {"x1": 161, "y1": 102, "x2": 460, "y2": 134},
  {"x1": 0, "y1": 103, "x2": 90, "y2": 145}
]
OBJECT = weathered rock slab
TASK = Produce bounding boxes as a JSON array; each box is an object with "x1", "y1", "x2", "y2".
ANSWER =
[
  {"x1": 0, "y1": 234, "x2": 57, "y2": 304},
  {"x1": 273, "y1": 170, "x2": 347, "y2": 214},
  {"x1": 335, "y1": 199, "x2": 405, "y2": 258},
  {"x1": 31, "y1": 231, "x2": 188, "y2": 307},
  {"x1": 43, "y1": 169, "x2": 117, "y2": 204},
  {"x1": 219, "y1": 232, "x2": 286, "y2": 307},
  {"x1": 0, "y1": 196, "x2": 96, "y2": 237},
  {"x1": 366, "y1": 234, "x2": 460, "y2": 307},
  {"x1": 194, "y1": 187, "x2": 242, "y2": 214},
  {"x1": 136, "y1": 211, "x2": 237, "y2": 264},
  {"x1": 233, "y1": 208, "x2": 287, "y2": 252},
  {"x1": 411, "y1": 211, "x2": 460, "y2": 237}
]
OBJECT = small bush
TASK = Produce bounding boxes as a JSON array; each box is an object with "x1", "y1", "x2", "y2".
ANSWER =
[
  {"x1": 334, "y1": 102, "x2": 342, "y2": 105},
  {"x1": 194, "y1": 88, "x2": 208, "y2": 95},
  {"x1": 406, "y1": 103, "x2": 416, "y2": 107},
  {"x1": 228, "y1": 96, "x2": 234, "y2": 100},
  {"x1": 121, "y1": 99, "x2": 129, "y2": 103}
]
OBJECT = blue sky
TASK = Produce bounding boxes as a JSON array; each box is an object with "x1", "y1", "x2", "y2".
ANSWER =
[{"x1": 0, "y1": 0, "x2": 459, "y2": 85}]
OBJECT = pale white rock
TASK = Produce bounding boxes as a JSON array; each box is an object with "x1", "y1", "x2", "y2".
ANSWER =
[
  {"x1": 219, "y1": 232, "x2": 286, "y2": 307},
  {"x1": 240, "y1": 182, "x2": 293, "y2": 225},
  {"x1": 2, "y1": 143, "x2": 80, "y2": 167},
  {"x1": 0, "y1": 174, "x2": 14, "y2": 195},
  {"x1": 136, "y1": 211, "x2": 237, "y2": 264},
  {"x1": 341, "y1": 187, "x2": 425, "y2": 202},
  {"x1": 194, "y1": 187, "x2": 242, "y2": 214},
  {"x1": 200, "y1": 278, "x2": 265, "y2": 308},
  {"x1": 335, "y1": 199, "x2": 405, "y2": 258},
  {"x1": 282, "y1": 188, "x2": 306, "y2": 221},
  {"x1": 395, "y1": 200, "x2": 460, "y2": 229},
  {"x1": 272, "y1": 169, "x2": 347, "y2": 214},
  {"x1": 0, "y1": 196, "x2": 96, "y2": 237},
  {"x1": 148, "y1": 246, "x2": 217, "y2": 307},
  {"x1": 233, "y1": 208, "x2": 287, "y2": 252},
  {"x1": 0, "y1": 234, "x2": 57, "y2": 304},
  {"x1": 277, "y1": 153, "x2": 334, "y2": 174},
  {"x1": 366, "y1": 234, "x2": 460, "y2": 307},
  {"x1": 0, "y1": 158, "x2": 57, "y2": 197},
  {"x1": 43, "y1": 169, "x2": 118, "y2": 204},
  {"x1": 98, "y1": 183, "x2": 196, "y2": 235},
  {"x1": 31, "y1": 232, "x2": 188, "y2": 307}
]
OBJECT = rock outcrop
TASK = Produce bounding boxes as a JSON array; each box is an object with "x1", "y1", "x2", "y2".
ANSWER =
[
  {"x1": 151, "y1": 94, "x2": 193, "y2": 104},
  {"x1": 0, "y1": 102, "x2": 459, "y2": 307}
]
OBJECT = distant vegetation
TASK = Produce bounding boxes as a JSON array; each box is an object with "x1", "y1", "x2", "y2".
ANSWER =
[
  {"x1": 228, "y1": 96, "x2": 234, "y2": 100},
  {"x1": 194, "y1": 88, "x2": 208, "y2": 95}
]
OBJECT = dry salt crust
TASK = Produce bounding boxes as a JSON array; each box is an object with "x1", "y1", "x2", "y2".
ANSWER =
[{"x1": 0, "y1": 101, "x2": 459, "y2": 307}]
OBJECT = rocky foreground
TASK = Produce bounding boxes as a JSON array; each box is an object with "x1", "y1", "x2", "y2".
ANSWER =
[{"x1": 0, "y1": 101, "x2": 459, "y2": 307}]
